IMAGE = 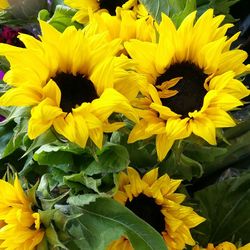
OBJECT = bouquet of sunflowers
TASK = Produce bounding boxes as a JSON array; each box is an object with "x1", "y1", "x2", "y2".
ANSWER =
[{"x1": 0, "y1": 0, "x2": 250, "y2": 249}]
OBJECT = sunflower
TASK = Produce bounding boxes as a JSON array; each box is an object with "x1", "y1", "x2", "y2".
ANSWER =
[
  {"x1": 0, "y1": 21, "x2": 141, "y2": 149},
  {"x1": 107, "y1": 167, "x2": 205, "y2": 250},
  {"x1": 0, "y1": 175, "x2": 44, "y2": 249},
  {"x1": 126, "y1": 9, "x2": 250, "y2": 161},
  {"x1": 64, "y1": 0, "x2": 140, "y2": 24},
  {"x1": 0, "y1": 0, "x2": 9, "y2": 10},
  {"x1": 86, "y1": 8, "x2": 155, "y2": 48},
  {"x1": 193, "y1": 242, "x2": 250, "y2": 250}
]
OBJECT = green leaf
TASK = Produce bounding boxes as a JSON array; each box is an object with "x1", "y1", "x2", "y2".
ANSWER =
[
  {"x1": 0, "y1": 106, "x2": 30, "y2": 126},
  {"x1": 40, "y1": 191, "x2": 70, "y2": 210},
  {"x1": 68, "y1": 197, "x2": 167, "y2": 250},
  {"x1": 139, "y1": 0, "x2": 172, "y2": 23},
  {"x1": 2, "y1": 118, "x2": 28, "y2": 158},
  {"x1": 64, "y1": 169, "x2": 116, "y2": 194},
  {"x1": 0, "y1": 121, "x2": 15, "y2": 158},
  {"x1": 85, "y1": 143, "x2": 129, "y2": 175},
  {"x1": 197, "y1": 0, "x2": 240, "y2": 22},
  {"x1": 44, "y1": 5, "x2": 82, "y2": 32},
  {"x1": 34, "y1": 144, "x2": 74, "y2": 168},
  {"x1": 183, "y1": 142, "x2": 228, "y2": 165},
  {"x1": 160, "y1": 152, "x2": 203, "y2": 181},
  {"x1": 194, "y1": 171, "x2": 250, "y2": 245},
  {"x1": 24, "y1": 130, "x2": 59, "y2": 157},
  {"x1": 171, "y1": 0, "x2": 196, "y2": 27},
  {"x1": 139, "y1": 0, "x2": 196, "y2": 25},
  {"x1": 204, "y1": 130, "x2": 250, "y2": 174},
  {"x1": 64, "y1": 172, "x2": 102, "y2": 193},
  {"x1": 38, "y1": 9, "x2": 50, "y2": 21},
  {"x1": 111, "y1": 131, "x2": 158, "y2": 171},
  {"x1": 0, "y1": 56, "x2": 10, "y2": 72},
  {"x1": 67, "y1": 194, "x2": 101, "y2": 206}
]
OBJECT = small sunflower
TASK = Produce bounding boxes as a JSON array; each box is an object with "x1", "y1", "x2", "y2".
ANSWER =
[
  {"x1": 126, "y1": 9, "x2": 250, "y2": 161},
  {"x1": 86, "y1": 8, "x2": 155, "y2": 49},
  {"x1": 108, "y1": 167, "x2": 205, "y2": 250},
  {"x1": 64, "y1": 0, "x2": 139, "y2": 24},
  {"x1": 0, "y1": 175, "x2": 44, "y2": 249},
  {"x1": 193, "y1": 242, "x2": 250, "y2": 250},
  {"x1": 0, "y1": 0, "x2": 9, "y2": 10},
  {"x1": 0, "y1": 21, "x2": 141, "y2": 149}
]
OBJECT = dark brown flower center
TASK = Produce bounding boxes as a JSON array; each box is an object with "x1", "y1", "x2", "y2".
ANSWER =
[
  {"x1": 156, "y1": 62, "x2": 208, "y2": 118},
  {"x1": 52, "y1": 73, "x2": 98, "y2": 113},
  {"x1": 125, "y1": 193, "x2": 165, "y2": 233},
  {"x1": 99, "y1": 0, "x2": 128, "y2": 15}
]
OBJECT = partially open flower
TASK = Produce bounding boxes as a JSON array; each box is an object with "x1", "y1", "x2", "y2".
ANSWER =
[
  {"x1": 108, "y1": 167, "x2": 205, "y2": 250},
  {"x1": 86, "y1": 9, "x2": 155, "y2": 44},
  {"x1": 0, "y1": 175, "x2": 44, "y2": 249},
  {"x1": 64, "y1": 0, "x2": 140, "y2": 24}
]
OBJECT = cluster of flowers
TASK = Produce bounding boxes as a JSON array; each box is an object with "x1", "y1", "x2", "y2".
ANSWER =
[{"x1": 0, "y1": 0, "x2": 250, "y2": 249}]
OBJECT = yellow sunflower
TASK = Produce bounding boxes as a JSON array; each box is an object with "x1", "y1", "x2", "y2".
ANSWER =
[
  {"x1": 193, "y1": 242, "x2": 250, "y2": 250},
  {"x1": 86, "y1": 8, "x2": 155, "y2": 51},
  {"x1": 64, "y1": 0, "x2": 139, "y2": 24},
  {"x1": 0, "y1": 21, "x2": 141, "y2": 149},
  {"x1": 0, "y1": 0, "x2": 9, "y2": 10},
  {"x1": 0, "y1": 175, "x2": 44, "y2": 249},
  {"x1": 126, "y1": 9, "x2": 250, "y2": 161},
  {"x1": 107, "y1": 167, "x2": 205, "y2": 250}
]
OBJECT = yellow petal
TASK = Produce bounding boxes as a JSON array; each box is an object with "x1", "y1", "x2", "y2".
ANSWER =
[
  {"x1": 189, "y1": 116, "x2": 216, "y2": 145},
  {"x1": 142, "y1": 168, "x2": 158, "y2": 186},
  {"x1": 156, "y1": 133, "x2": 175, "y2": 161},
  {"x1": 28, "y1": 99, "x2": 62, "y2": 139},
  {"x1": 43, "y1": 79, "x2": 61, "y2": 106},
  {"x1": 0, "y1": 86, "x2": 43, "y2": 106}
]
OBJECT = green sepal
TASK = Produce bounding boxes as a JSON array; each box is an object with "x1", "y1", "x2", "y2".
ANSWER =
[
  {"x1": 26, "y1": 180, "x2": 39, "y2": 207},
  {"x1": 38, "y1": 186, "x2": 70, "y2": 210},
  {"x1": 45, "y1": 224, "x2": 68, "y2": 250},
  {"x1": 37, "y1": 237, "x2": 49, "y2": 250}
]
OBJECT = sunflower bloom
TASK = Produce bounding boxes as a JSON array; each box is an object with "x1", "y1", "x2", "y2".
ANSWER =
[
  {"x1": 108, "y1": 167, "x2": 205, "y2": 250},
  {"x1": 0, "y1": 175, "x2": 44, "y2": 249},
  {"x1": 0, "y1": 0, "x2": 9, "y2": 10},
  {"x1": 126, "y1": 9, "x2": 250, "y2": 161},
  {"x1": 64, "y1": 0, "x2": 139, "y2": 24},
  {"x1": 193, "y1": 242, "x2": 250, "y2": 250},
  {"x1": 0, "y1": 21, "x2": 141, "y2": 149},
  {"x1": 86, "y1": 8, "x2": 155, "y2": 46}
]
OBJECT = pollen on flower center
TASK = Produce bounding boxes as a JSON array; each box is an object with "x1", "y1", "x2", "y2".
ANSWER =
[
  {"x1": 99, "y1": 0, "x2": 128, "y2": 15},
  {"x1": 52, "y1": 72, "x2": 99, "y2": 113},
  {"x1": 125, "y1": 193, "x2": 165, "y2": 233},
  {"x1": 156, "y1": 62, "x2": 208, "y2": 117}
]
